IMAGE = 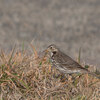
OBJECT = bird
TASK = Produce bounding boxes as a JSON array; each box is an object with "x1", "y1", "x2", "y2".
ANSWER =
[{"x1": 43, "y1": 44, "x2": 100, "y2": 79}]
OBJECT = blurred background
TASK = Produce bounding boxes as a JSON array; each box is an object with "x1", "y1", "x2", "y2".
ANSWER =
[{"x1": 0, "y1": 0, "x2": 100, "y2": 68}]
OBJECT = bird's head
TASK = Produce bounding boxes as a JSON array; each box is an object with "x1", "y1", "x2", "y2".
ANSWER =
[{"x1": 45, "y1": 44, "x2": 59, "y2": 57}]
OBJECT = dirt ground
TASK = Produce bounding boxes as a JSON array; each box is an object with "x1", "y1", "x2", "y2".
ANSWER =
[{"x1": 0, "y1": 0, "x2": 100, "y2": 68}]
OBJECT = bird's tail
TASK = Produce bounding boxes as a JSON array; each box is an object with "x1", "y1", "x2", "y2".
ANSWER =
[{"x1": 88, "y1": 72, "x2": 100, "y2": 79}]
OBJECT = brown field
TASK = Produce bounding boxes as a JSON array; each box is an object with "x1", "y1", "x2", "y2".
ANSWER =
[{"x1": 0, "y1": 46, "x2": 100, "y2": 100}]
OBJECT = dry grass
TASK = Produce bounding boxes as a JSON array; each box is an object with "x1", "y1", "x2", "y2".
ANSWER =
[{"x1": 0, "y1": 46, "x2": 100, "y2": 100}]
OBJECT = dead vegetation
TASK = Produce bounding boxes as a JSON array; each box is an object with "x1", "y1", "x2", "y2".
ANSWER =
[{"x1": 0, "y1": 45, "x2": 100, "y2": 100}]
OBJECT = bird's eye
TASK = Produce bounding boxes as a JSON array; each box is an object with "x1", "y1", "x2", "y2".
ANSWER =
[{"x1": 50, "y1": 46, "x2": 53, "y2": 49}]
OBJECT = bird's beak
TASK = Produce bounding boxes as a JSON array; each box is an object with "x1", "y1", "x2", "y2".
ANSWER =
[
  {"x1": 45, "y1": 49, "x2": 49, "y2": 53},
  {"x1": 39, "y1": 49, "x2": 48, "y2": 58}
]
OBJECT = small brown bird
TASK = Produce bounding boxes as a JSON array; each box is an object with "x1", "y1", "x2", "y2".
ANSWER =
[{"x1": 43, "y1": 44, "x2": 99, "y2": 78}]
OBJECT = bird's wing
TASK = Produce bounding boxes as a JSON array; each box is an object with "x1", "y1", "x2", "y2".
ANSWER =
[
  {"x1": 61, "y1": 61, "x2": 86, "y2": 70},
  {"x1": 57, "y1": 51, "x2": 88, "y2": 71}
]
